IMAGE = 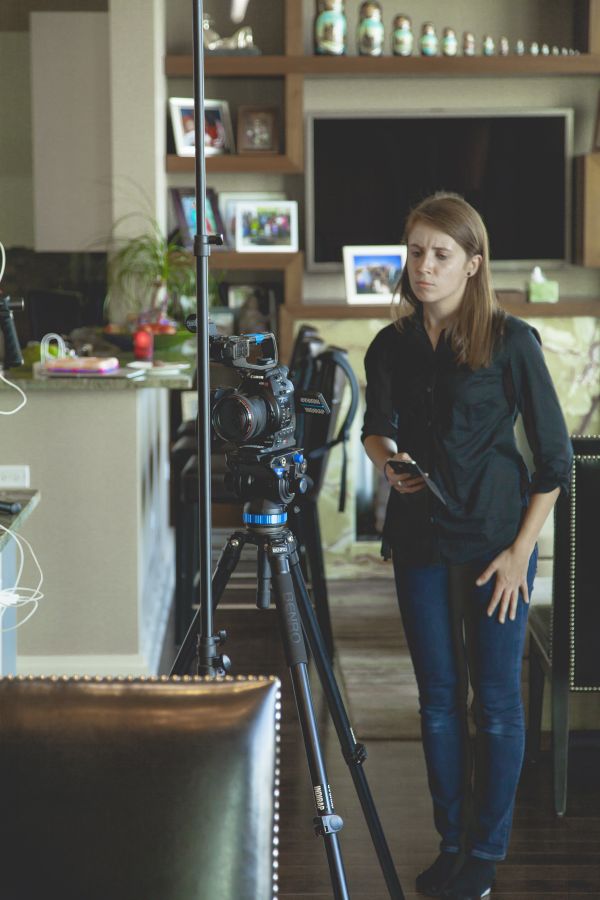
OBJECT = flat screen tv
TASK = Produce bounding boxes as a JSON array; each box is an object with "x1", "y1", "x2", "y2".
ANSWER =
[{"x1": 306, "y1": 109, "x2": 573, "y2": 270}]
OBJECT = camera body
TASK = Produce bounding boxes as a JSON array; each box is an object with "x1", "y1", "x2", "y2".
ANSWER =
[
  {"x1": 211, "y1": 364, "x2": 296, "y2": 453},
  {"x1": 202, "y1": 325, "x2": 329, "y2": 507},
  {"x1": 209, "y1": 328, "x2": 328, "y2": 455}
]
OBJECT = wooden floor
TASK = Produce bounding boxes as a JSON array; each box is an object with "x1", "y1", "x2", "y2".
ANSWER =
[
  {"x1": 276, "y1": 679, "x2": 600, "y2": 899},
  {"x1": 161, "y1": 572, "x2": 600, "y2": 899}
]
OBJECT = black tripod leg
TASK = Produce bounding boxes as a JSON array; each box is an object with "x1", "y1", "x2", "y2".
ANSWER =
[
  {"x1": 304, "y1": 500, "x2": 335, "y2": 661},
  {"x1": 170, "y1": 531, "x2": 247, "y2": 676},
  {"x1": 269, "y1": 550, "x2": 350, "y2": 900},
  {"x1": 290, "y1": 554, "x2": 405, "y2": 900}
]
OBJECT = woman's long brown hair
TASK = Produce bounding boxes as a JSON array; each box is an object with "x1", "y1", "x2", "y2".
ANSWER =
[{"x1": 392, "y1": 192, "x2": 506, "y2": 369}]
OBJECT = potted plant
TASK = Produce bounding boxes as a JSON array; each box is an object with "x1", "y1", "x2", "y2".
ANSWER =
[{"x1": 104, "y1": 218, "x2": 196, "y2": 330}]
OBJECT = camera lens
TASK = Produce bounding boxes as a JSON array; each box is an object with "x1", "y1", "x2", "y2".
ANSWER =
[{"x1": 212, "y1": 393, "x2": 268, "y2": 442}]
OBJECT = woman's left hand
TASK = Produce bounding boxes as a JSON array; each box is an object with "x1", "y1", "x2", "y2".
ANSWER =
[{"x1": 475, "y1": 545, "x2": 531, "y2": 623}]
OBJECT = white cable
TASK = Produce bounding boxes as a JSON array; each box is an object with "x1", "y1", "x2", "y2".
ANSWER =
[
  {"x1": 0, "y1": 238, "x2": 27, "y2": 413},
  {"x1": 0, "y1": 371, "x2": 27, "y2": 414},
  {"x1": 0, "y1": 523, "x2": 44, "y2": 632}
]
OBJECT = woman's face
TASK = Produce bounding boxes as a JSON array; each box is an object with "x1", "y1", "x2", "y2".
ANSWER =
[{"x1": 406, "y1": 222, "x2": 480, "y2": 314}]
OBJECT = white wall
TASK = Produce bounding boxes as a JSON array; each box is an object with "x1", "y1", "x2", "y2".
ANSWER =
[
  {"x1": 30, "y1": 12, "x2": 112, "y2": 252},
  {"x1": 109, "y1": 0, "x2": 167, "y2": 237},
  {"x1": 0, "y1": 33, "x2": 34, "y2": 248}
]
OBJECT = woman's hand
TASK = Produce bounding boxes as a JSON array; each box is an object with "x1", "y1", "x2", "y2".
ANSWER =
[
  {"x1": 475, "y1": 545, "x2": 531, "y2": 623},
  {"x1": 384, "y1": 452, "x2": 427, "y2": 495}
]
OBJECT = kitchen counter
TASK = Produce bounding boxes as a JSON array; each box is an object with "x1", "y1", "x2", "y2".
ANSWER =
[
  {"x1": 3, "y1": 363, "x2": 194, "y2": 391},
  {"x1": 1, "y1": 369, "x2": 187, "y2": 676}
]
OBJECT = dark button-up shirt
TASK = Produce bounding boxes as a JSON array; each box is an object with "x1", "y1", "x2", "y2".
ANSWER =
[{"x1": 361, "y1": 308, "x2": 573, "y2": 566}]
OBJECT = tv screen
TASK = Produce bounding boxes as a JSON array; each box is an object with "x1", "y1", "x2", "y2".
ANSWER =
[{"x1": 307, "y1": 110, "x2": 571, "y2": 268}]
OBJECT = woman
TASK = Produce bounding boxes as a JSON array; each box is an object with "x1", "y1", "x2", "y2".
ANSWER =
[{"x1": 362, "y1": 193, "x2": 572, "y2": 900}]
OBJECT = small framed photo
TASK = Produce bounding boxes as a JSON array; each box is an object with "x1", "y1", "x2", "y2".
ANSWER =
[
  {"x1": 217, "y1": 191, "x2": 286, "y2": 245},
  {"x1": 169, "y1": 97, "x2": 235, "y2": 157},
  {"x1": 342, "y1": 245, "x2": 407, "y2": 304},
  {"x1": 235, "y1": 201, "x2": 298, "y2": 253},
  {"x1": 226, "y1": 283, "x2": 281, "y2": 335},
  {"x1": 237, "y1": 106, "x2": 280, "y2": 154},
  {"x1": 170, "y1": 188, "x2": 226, "y2": 249},
  {"x1": 594, "y1": 91, "x2": 600, "y2": 151}
]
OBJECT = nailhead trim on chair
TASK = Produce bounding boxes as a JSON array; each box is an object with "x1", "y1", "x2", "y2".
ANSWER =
[
  {"x1": 2, "y1": 673, "x2": 280, "y2": 684},
  {"x1": 565, "y1": 440, "x2": 600, "y2": 692}
]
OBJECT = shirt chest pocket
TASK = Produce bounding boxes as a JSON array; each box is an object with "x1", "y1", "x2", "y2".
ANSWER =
[{"x1": 447, "y1": 368, "x2": 504, "y2": 425}]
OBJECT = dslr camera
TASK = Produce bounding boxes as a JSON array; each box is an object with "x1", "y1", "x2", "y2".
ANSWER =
[
  {"x1": 204, "y1": 323, "x2": 329, "y2": 507},
  {"x1": 210, "y1": 330, "x2": 297, "y2": 454}
]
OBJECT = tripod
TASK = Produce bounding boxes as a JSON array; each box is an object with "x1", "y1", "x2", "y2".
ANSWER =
[
  {"x1": 181, "y1": 1, "x2": 403, "y2": 895},
  {"x1": 171, "y1": 496, "x2": 405, "y2": 900}
]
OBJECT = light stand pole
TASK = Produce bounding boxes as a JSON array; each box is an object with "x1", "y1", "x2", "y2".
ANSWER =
[{"x1": 191, "y1": 0, "x2": 224, "y2": 676}]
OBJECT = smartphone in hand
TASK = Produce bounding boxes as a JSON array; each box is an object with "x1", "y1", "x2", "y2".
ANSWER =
[
  {"x1": 386, "y1": 459, "x2": 420, "y2": 477},
  {"x1": 386, "y1": 457, "x2": 448, "y2": 506}
]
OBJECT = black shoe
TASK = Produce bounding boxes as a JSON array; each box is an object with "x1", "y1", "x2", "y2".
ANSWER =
[
  {"x1": 440, "y1": 856, "x2": 496, "y2": 899},
  {"x1": 416, "y1": 851, "x2": 464, "y2": 897}
]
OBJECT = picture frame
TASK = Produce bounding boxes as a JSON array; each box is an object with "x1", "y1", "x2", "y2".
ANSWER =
[
  {"x1": 226, "y1": 283, "x2": 280, "y2": 335},
  {"x1": 217, "y1": 191, "x2": 286, "y2": 246},
  {"x1": 237, "y1": 106, "x2": 280, "y2": 154},
  {"x1": 234, "y1": 200, "x2": 299, "y2": 253},
  {"x1": 594, "y1": 91, "x2": 600, "y2": 151},
  {"x1": 170, "y1": 187, "x2": 226, "y2": 249},
  {"x1": 169, "y1": 97, "x2": 235, "y2": 157},
  {"x1": 342, "y1": 245, "x2": 407, "y2": 304}
]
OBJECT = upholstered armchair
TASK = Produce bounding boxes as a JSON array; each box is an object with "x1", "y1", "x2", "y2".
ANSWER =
[{"x1": 0, "y1": 675, "x2": 280, "y2": 899}]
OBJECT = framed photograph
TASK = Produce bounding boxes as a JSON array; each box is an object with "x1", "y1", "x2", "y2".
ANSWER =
[
  {"x1": 170, "y1": 188, "x2": 226, "y2": 249},
  {"x1": 237, "y1": 106, "x2": 280, "y2": 154},
  {"x1": 226, "y1": 283, "x2": 281, "y2": 335},
  {"x1": 594, "y1": 91, "x2": 600, "y2": 151},
  {"x1": 169, "y1": 97, "x2": 235, "y2": 157},
  {"x1": 342, "y1": 245, "x2": 407, "y2": 304},
  {"x1": 235, "y1": 201, "x2": 298, "y2": 253},
  {"x1": 217, "y1": 191, "x2": 286, "y2": 245}
]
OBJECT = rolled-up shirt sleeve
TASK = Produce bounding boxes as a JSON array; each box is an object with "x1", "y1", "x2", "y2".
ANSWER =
[
  {"x1": 509, "y1": 324, "x2": 573, "y2": 495},
  {"x1": 361, "y1": 330, "x2": 398, "y2": 443}
]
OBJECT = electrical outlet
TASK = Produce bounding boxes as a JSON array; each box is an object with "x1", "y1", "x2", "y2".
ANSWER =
[{"x1": 0, "y1": 466, "x2": 30, "y2": 488}]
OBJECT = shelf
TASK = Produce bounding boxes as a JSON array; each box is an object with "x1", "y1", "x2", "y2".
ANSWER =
[
  {"x1": 208, "y1": 251, "x2": 300, "y2": 270},
  {"x1": 166, "y1": 153, "x2": 302, "y2": 174},
  {"x1": 166, "y1": 55, "x2": 294, "y2": 77},
  {"x1": 291, "y1": 53, "x2": 600, "y2": 77},
  {"x1": 281, "y1": 299, "x2": 600, "y2": 318},
  {"x1": 165, "y1": 53, "x2": 600, "y2": 79}
]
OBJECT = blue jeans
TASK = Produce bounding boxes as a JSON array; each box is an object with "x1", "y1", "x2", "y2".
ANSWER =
[{"x1": 393, "y1": 545, "x2": 538, "y2": 861}]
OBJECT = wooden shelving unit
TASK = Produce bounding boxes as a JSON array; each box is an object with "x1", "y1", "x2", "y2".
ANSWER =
[{"x1": 164, "y1": 0, "x2": 600, "y2": 311}]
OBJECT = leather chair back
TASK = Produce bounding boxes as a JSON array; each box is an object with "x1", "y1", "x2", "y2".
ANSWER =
[{"x1": 0, "y1": 675, "x2": 279, "y2": 900}]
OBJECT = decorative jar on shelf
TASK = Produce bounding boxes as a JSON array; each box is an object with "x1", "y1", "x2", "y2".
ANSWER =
[
  {"x1": 462, "y1": 31, "x2": 476, "y2": 56},
  {"x1": 420, "y1": 22, "x2": 438, "y2": 57},
  {"x1": 392, "y1": 14, "x2": 413, "y2": 56},
  {"x1": 314, "y1": 0, "x2": 346, "y2": 56},
  {"x1": 442, "y1": 27, "x2": 458, "y2": 57},
  {"x1": 357, "y1": 1, "x2": 384, "y2": 56},
  {"x1": 482, "y1": 34, "x2": 495, "y2": 56}
]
